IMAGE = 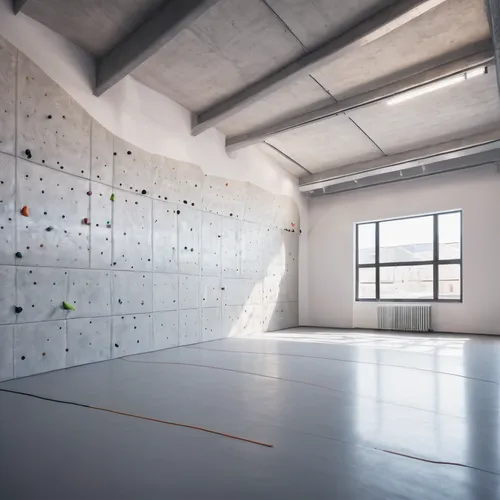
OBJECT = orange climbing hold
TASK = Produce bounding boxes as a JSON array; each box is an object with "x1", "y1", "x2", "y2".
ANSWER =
[{"x1": 21, "y1": 206, "x2": 29, "y2": 217}]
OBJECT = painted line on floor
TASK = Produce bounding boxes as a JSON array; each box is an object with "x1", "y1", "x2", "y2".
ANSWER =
[
  {"x1": 118, "y1": 358, "x2": 468, "y2": 420},
  {"x1": 185, "y1": 345, "x2": 500, "y2": 385},
  {"x1": 0, "y1": 388, "x2": 274, "y2": 449}
]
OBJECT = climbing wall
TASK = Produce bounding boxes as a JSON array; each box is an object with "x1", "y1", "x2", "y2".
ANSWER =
[{"x1": 0, "y1": 36, "x2": 301, "y2": 381}]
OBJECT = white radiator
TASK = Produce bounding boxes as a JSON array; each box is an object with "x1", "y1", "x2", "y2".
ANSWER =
[{"x1": 377, "y1": 305, "x2": 431, "y2": 332}]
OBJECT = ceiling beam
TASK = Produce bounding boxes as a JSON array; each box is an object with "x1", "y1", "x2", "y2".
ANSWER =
[
  {"x1": 299, "y1": 130, "x2": 500, "y2": 191},
  {"x1": 485, "y1": 0, "x2": 500, "y2": 93},
  {"x1": 191, "y1": 0, "x2": 448, "y2": 136},
  {"x1": 95, "y1": 0, "x2": 220, "y2": 96},
  {"x1": 226, "y1": 49, "x2": 494, "y2": 152},
  {"x1": 13, "y1": 0, "x2": 28, "y2": 14}
]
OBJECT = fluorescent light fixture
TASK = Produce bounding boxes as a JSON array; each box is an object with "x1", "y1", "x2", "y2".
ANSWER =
[{"x1": 387, "y1": 66, "x2": 487, "y2": 105}]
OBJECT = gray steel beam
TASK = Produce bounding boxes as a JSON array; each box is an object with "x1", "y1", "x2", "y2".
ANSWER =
[
  {"x1": 95, "y1": 0, "x2": 221, "y2": 96},
  {"x1": 191, "y1": 0, "x2": 448, "y2": 136},
  {"x1": 299, "y1": 130, "x2": 500, "y2": 191},
  {"x1": 485, "y1": 0, "x2": 500, "y2": 93},
  {"x1": 13, "y1": 0, "x2": 28, "y2": 14},
  {"x1": 226, "y1": 49, "x2": 494, "y2": 151}
]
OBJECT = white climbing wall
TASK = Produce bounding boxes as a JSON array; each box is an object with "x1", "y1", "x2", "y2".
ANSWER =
[{"x1": 0, "y1": 35, "x2": 301, "y2": 382}]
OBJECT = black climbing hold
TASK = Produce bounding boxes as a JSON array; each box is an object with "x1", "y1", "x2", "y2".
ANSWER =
[
  {"x1": 118, "y1": 299, "x2": 122, "y2": 304},
  {"x1": 113, "y1": 152, "x2": 117, "y2": 156},
  {"x1": 190, "y1": 248, "x2": 194, "y2": 252},
  {"x1": 15, "y1": 306, "x2": 23, "y2": 314},
  {"x1": 221, "y1": 287, "x2": 225, "y2": 291},
  {"x1": 141, "y1": 189, "x2": 147, "y2": 195},
  {"x1": 15, "y1": 252, "x2": 22, "y2": 259},
  {"x1": 127, "y1": 151, "x2": 132, "y2": 155},
  {"x1": 47, "y1": 115, "x2": 52, "y2": 119},
  {"x1": 176, "y1": 210, "x2": 180, "y2": 215},
  {"x1": 191, "y1": 203, "x2": 195, "y2": 207},
  {"x1": 184, "y1": 246, "x2": 188, "y2": 250},
  {"x1": 183, "y1": 200, "x2": 187, "y2": 204},
  {"x1": 25, "y1": 149, "x2": 32, "y2": 159},
  {"x1": 115, "y1": 343, "x2": 119, "y2": 348},
  {"x1": 45, "y1": 226, "x2": 54, "y2": 232}
]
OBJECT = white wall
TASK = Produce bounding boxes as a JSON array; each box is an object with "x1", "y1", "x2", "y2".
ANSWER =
[
  {"x1": 308, "y1": 164, "x2": 500, "y2": 335},
  {"x1": 0, "y1": 0, "x2": 309, "y2": 324}
]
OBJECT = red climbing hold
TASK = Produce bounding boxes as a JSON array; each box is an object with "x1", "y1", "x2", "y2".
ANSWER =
[
  {"x1": 291, "y1": 222, "x2": 296, "y2": 229},
  {"x1": 21, "y1": 206, "x2": 29, "y2": 217},
  {"x1": 83, "y1": 217, "x2": 90, "y2": 225},
  {"x1": 87, "y1": 191, "x2": 92, "y2": 196}
]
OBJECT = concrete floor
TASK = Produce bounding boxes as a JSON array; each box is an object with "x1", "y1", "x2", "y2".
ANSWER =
[{"x1": 1, "y1": 327, "x2": 500, "y2": 499}]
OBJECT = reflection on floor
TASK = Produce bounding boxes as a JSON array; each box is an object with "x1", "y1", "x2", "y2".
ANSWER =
[{"x1": 1, "y1": 327, "x2": 500, "y2": 499}]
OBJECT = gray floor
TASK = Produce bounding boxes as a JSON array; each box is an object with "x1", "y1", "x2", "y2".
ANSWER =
[{"x1": 1, "y1": 327, "x2": 500, "y2": 499}]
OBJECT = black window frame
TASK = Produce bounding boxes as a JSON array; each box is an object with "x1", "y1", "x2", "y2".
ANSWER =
[{"x1": 355, "y1": 210, "x2": 462, "y2": 303}]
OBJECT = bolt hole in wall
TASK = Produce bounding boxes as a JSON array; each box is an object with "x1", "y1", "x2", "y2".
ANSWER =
[{"x1": 0, "y1": 37, "x2": 300, "y2": 382}]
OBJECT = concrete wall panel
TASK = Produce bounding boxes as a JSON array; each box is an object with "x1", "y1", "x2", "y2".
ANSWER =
[
  {"x1": 66, "y1": 269, "x2": 111, "y2": 318},
  {"x1": 201, "y1": 211, "x2": 221, "y2": 276},
  {"x1": 202, "y1": 307, "x2": 221, "y2": 342},
  {"x1": 178, "y1": 206, "x2": 200, "y2": 275},
  {"x1": 113, "y1": 137, "x2": 155, "y2": 194},
  {"x1": 244, "y1": 184, "x2": 276, "y2": 226},
  {"x1": 179, "y1": 274, "x2": 199, "y2": 310},
  {"x1": 263, "y1": 301, "x2": 299, "y2": 332},
  {"x1": 201, "y1": 276, "x2": 221, "y2": 308},
  {"x1": 241, "y1": 221, "x2": 262, "y2": 278},
  {"x1": 91, "y1": 119, "x2": 113, "y2": 185},
  {"x1": 18, "y1": 55, "x2": 90, "y2": 178},
  {"x1": 14, "y1": 320, "x2": 66, "y2": 378},
  {"x1": 263, "y1": 227, "x2": 285, "y2": 277},
  {"x1": 152, "y1": 199, "x2": 178, "y2": 273},
  {"x1": 222, "y1": 278, "x2": 261, "y2": 307},
  {"x1": 66, "y1": 316, "x2": 111, "y2": 367},
  {"x1": 111, "y1": 313, "x2": 153, "y2": 358},
  {"x1": 153, "y1": 273, "x2": 178, "y2": 312},
  {"x1": 263, "y1": 276, "x2": 281, "y2": 304},
  {"x1": 111, "y1": 271, "x2": 153, "y2": 315},
  {"x1": 153, "y1": 311, "x2": 179, "y2": 350},
  {"x1": 0, "y1": 266, "x2": 16, "y2": 325},
  {"x1": 239, "y1": 304, "x2": 263, "y2": 335},
  {"x1": 201, "y1": 175, "x2": 247, "y2": 218},
  {"x1": 90, "y1": 181, "x2": 112, "y2": 269},
  {"x1": 222, "y1": 305, "x2": 243, "y2": 338},
  {"x1": 16, "y1": 266, "x2": 68, "y2": 323},
  {"x1": 112, "y1": 190, "x2": 152, "y2": 271},
  {"x1": 0, "y1": 324, "x2": 14, "y2": 382},
  {"x1": 16, "y1": 159, "x2": 90, "y2": 268},
  {"x1": 179, "y1": 308, "x2": 200, "y2": 346},
  {"x1": 0, "y1": 36, "x2": 15, "y2": 155},
  {"x1": 221, "y1": 217, "x2": 240, "y2": 277},
  {"x1": 0, "y1": 154, "x2": 15, "y2": 265}
]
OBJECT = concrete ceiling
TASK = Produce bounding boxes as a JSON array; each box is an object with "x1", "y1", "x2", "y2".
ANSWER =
[{"x1": 14, "y1": 0, "x2": 500, "y2": 184}]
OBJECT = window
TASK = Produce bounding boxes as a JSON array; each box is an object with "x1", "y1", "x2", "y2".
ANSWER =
[{"x1": 356, "y1": 211, "x2": 462, "y2": 302}]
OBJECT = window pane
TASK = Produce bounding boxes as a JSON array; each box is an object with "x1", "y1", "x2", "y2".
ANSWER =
[
  {"x1": 380, "y1": 265, "x2": 433, "y2": 299},
  {"x1": 439, "y1": 264, "x2": 461, "y2": 300},
  {"x1": 358, "y1": 223, "x2": 375, "y2": 264},
  {"x1": 439, "y1": 212, "x2": 461, "y2": 260},
  {"x1": 379, "y1": 216, "x2": 433, "y2": 263},
  {"x1": 358, "y1": 267, "x2": 376, "y2": 299}
]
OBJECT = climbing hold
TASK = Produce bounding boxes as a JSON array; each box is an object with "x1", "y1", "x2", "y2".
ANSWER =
[
  {"x1": 229, "y1": 213, "x2": 233, "y2": 217},
  {"x1": 45, "y1": 226, "x2": 54, "y2": 232},
  {"x1": 87, "y1": 191, "x2": 92, "y2": 196},
  {"x1": 110, "y1": 193, "x2": 115, "y2": 202},
  {"x1": 83, "y1": 218, "x2": 90, "y2": 225},
  {"x1": 40, "y1": 243, "x2": 44, "y2": 248},
  {"x1": 62, "y1": 301, "x2": 76, "y2": 311},
  {"x1": 15, "y1": 252, "x2": 22, "y2": 259},
  {"x1": 300, "y1": 229, "x2": 302, "y2": 234},
  {"x1": 118, "y1": 299, "x2": 123, "y2": 305},
  {"x1": 221, "y1": 287, "x2": 225, "y2": 291},
  {"x1": 25, "y1": 149, "x2": 32, "y2": 159},
  {"x1": 183, "y1": 200, "x2": 187, "y2": 204},
  {"x1": 15, "y1": 306, "x2": 23, "y2": 314},
  {"x1": 20, "y1": 206, "x2": 29, "y2": 217},
  {"x1": 47, "y1": 115, "x2": 52, "y2": 119},
  {"x1": 225, "y1": 183, "x2": 229, "y2": 187},
  {"x1": 127, "y1": 151, "x2": 132, "y2": 155},
  {"x1": 141, "y1": 189, "x2": 147, "y2": 195},
  {"x1": 176, "y1": 210, "x2": 180, "y2": 215},
  {"x1": 291, "y1": 222, "x2": 296, "y2": 229},
  {"x1": 190, "y1": 248, "x2": 194, "y2": 252},
  {"x1": 106, "y1": 221, "x2": 111, "y2": 228}
]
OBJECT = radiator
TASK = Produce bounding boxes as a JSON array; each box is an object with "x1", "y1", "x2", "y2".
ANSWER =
[{"x1": 377, "y1": 305, "x2": 431, "y2": 332}]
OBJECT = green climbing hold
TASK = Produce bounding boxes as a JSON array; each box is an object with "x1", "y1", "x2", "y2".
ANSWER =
[
  {"x1": 110, "y1": 193, "x2": 115, "y2": 202},
  {"x1": 62, "y1": 301, "x2": 76, "y2": 311},
  {"x1": 15, "y1": 252, "x2": 22, "y2": 259}
]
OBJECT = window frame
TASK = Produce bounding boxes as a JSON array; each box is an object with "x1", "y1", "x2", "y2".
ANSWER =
[{"x1": 355, "y1": 210, "x2": 462, "y2": 303}]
